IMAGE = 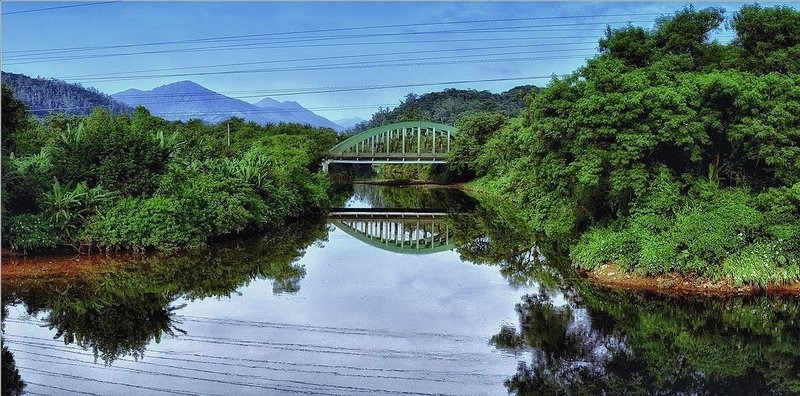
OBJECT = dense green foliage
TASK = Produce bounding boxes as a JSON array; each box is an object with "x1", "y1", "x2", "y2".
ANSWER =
[
  {"x1": 1, "y1": 84, "x2": 31, "y2": 157},
  {"x1": 2, "y1": 100, "x2": 335, "y2": 253},
  {"x1": 0, "y1": 72, "x2": 133, "y2": 118},
  {"x1": 353, "y1": 86, "x2": 535, "y2": 133},
  {"x1": 465, "y1": 5, "x2": 800, "y2": 285},
  {"x1": 446, "y1": 112, "x2": 507, "y2": 179}
]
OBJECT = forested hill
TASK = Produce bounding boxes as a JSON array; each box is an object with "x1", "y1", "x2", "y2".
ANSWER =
[
  {"x1": 355, "y1": 85, "x2": 537, "y2": 132},
  {"x1": 0, "y1": 72, "x2": 133, "y2": 117}
]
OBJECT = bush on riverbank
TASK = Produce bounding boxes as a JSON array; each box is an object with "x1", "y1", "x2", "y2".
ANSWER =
[
  {"x1": 1, "y1": 100, "x2": 335, "y2": 252},
  {"x1": 464, "y1": 5, "x2": 800, "y2": 285}
]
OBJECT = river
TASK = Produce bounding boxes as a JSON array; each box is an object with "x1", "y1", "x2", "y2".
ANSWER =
[{"x1": 2, "y1": 185, "x2": 799, "y2": 395}]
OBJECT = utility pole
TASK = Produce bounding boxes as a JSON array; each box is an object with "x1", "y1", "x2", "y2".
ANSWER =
[{"x1": 227, "y1": 122, "x2": 231, "y2": 146}]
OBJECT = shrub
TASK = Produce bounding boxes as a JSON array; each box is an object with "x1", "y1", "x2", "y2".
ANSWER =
[
  {"x1": 571, "y1": 227, "x2": 628, "y2": 270},
  {"x1": 4, "y1": 213, "x2": 61, "y2": 253},
  {"x1": 82, "y1": 197, "x2": 205, "y2": 251},
  {"x1": 722, "y1": 242, "x2": 800, "y2": 286},
  {"x1": 41, "y1": 180, "x2": 114, "y2": 244},
  {"x1": 2, "y1": 150, "x2": 54, "y2": 216},
  {"x1": 50, "y1": 110, "x2": 171, "y2": 196}
]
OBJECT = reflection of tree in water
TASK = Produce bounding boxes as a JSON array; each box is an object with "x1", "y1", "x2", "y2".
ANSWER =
[
  {"x1": 454, "y1": 194, "x2": 800, "y2": 394},
  {"x1": 47, "y1": 295, "x2": 187, "y2": 365},
  {"x1": 2, "y1": 346, "x2": 25, "y2": 396},
  {"x1": 493, "y1": 286, "x2": 800, "y2": 395},
  {"x1": 448, "y1": 198, "x2": 573, "y2": 291},
  {"x1": 2, "y1": 302, "x2": 25, "y2": 396},
  {"x1": 449, "y1": 195, "x2": 631, "y2": 393},
  {"x1": 2, "y1": 219, "x2": 327, "y2": 365},
  {"x1": 493, "y1": 290, "x2": 631, "y2": 395}
]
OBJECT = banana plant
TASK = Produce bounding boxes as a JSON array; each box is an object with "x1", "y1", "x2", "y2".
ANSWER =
[{"x1": 42, "y1": 179, "x2": 115, "y2": 245}]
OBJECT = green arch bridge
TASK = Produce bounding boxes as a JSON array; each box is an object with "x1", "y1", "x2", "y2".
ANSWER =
[
  {"x1": 328, "y1": 208, "x2": 455, "y2": 254},
  {"x1": 323, "y1": 121, "x2": 459, "y2": 171}
]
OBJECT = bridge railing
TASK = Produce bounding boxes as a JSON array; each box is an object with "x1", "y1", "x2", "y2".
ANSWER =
[
  {"x1": 328, "y1": 122, "x2": 458, "y2": 160},
  {"x1": 328, "y1": 207, "x2": 455, "y2": 254}
]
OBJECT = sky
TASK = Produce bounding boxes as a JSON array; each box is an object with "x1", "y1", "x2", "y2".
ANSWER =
[{"x1": 2, "y1": 1, "x2": 795, "y2": 121}]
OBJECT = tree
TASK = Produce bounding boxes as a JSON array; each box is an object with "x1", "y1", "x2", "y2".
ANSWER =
[
  {"x1": 731, "y1": 4, "x2": 800, "y2": 74},
  {"x1": 1, "y1": 83, "x2": 30, "y2": 156},
  {"x1": 599, "y1": 26, "x2": 654, "y2": 68},
  {"x1": 653, "y1": 6, "x2": 725, "y2": 68},
  {"x1": 447, "y1": 112, "x2": 506, "y2": 178},
  {"x1": 51, "y1": 108, "x2": 171, "y2": 196},
  {"x1": 471, "y1": 5, "x2": 800, "y2": 282}
]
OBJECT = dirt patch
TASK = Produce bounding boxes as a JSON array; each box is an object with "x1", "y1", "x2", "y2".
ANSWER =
[
  {"x1": 7, "y1": 248, "x2": 799, "y2": 297},
  {"x1": 585, "y1": 263, "x2": 800, "y2": 297},
  {"x1": 1, "y1": 250, "x2": 139, "y2": 281}
]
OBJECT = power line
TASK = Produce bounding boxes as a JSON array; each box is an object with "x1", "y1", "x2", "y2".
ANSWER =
[
  {"x1": 3, "y1": 30, "x2": 737, "y2": 66},
  {"x1": 27, "y1": 103, "x2": 398, "y2": 114},
  {"x1": 2, "y1": 36, "x2": 597, "y2": 66},
  {"x1": 2, "y1": 1, "x2": 120, "y2": 16},
  {"x1": 3, "y1": 20, "x2": 655, "y2": 64},
  {"x1": 56, "y1": 41, "x2": 599, "y2": 80},
  {"x1": 5, "y1": 72, "x2": 558, "y2": 101},
  {"x1": 4, "y1": 12, "x2": 664, "y2": 55},
  {"x1": 67, "y1": 51, "x2": 595, "y2": 83}
]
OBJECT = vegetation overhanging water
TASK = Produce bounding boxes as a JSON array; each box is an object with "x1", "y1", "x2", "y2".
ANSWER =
[
  {"x1": 2, "y1": 4, "x2": 800, "y2": 395},
  {"x1": 3, "y1": 185, "x2": 800, "y2": 395}
]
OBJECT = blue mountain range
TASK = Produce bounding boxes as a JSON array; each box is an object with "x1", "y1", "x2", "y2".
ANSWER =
[{"x1": 112, "y1": 80, "x2": 344, "y2": 131}]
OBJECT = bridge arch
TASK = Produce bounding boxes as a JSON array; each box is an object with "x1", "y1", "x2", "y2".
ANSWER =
[
  {"x1": 324, "y1": 122, "x2": 458, "y2": 170},
  {"x1": 328, "y1": 209, "x2": 455, "y2": 254}
]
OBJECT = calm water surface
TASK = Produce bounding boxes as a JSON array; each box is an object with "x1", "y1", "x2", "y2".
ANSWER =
[{"x1": 3, "y1": 185, "x2": 799, "y2": 395}]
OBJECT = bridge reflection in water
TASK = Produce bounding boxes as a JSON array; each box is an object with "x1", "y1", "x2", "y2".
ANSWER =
[{"x1": 328, "y1": 208, "x2": 455, "y2": 254}]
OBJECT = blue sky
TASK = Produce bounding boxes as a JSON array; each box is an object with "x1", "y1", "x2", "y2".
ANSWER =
[{"x1": 1, "y1": 1, "x2": 792, "y2": 120}]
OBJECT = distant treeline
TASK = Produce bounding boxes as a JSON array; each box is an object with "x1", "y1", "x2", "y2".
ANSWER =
[
  {"x1": 1, "y1": 71, "x2": 133, "y2": 118},
  {"x1": 351, "y1": 85, "x2": 537, "y2": 133}
]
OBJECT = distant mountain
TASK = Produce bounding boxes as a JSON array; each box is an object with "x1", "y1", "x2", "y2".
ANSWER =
[
  {"x1": 252, "y1": 97, "x2": 343, "y2": 131},
  {"x1": 333, "y1": 117, "x2": 366, "y2": 130},
  {"x1": 113, "y1": 81, "x2": 343, "y2": 130},
  {"x1": 1, "y1": 71, "x2": 133, "y2": 117}
]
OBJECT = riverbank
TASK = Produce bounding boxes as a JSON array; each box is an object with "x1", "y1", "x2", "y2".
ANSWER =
[
  {"x1": 5, "y1": 180, "x2": 798, "y2": 297},
  {"x1": 587, "y1": 263, "x2": 800, "y2": 296},
  {"x1": 461, "y1": 181, "x2": 800, "y2": 297},
  {"x1": 1, "y1": 247, "x2": 144, "y2": 281},
  {"x1": 10, "y1": 249, "x2": 797, "y2": 296}
]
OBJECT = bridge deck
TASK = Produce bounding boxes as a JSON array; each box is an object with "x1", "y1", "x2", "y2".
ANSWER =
[
  {"x1": 329, "y1": 208, "x2": 448, "y2": 220},
  {"x1": 331, "y1": 153, "x2": 447, "y2": 159}
]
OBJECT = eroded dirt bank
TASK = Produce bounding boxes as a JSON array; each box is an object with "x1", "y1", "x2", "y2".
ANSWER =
[
  {"x1": 586, "y1": 263, "x2": 800, "y2": 297},
  {"x1": 2, "y1": 249, "x2": 139, "y2": 281},
  {"x1": 5, "y1": 251, "x2": 800, "y2": 297}
]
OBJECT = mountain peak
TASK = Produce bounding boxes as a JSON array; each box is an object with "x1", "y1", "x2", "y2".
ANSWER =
[
  {"x1": 112, "y1": 81, "x2": 343, "y2": 130},
  {"x1": 151, "y1": 80, "x2": 213, "y2": 94},
  {"x1": 253, "y1": 97, "x2": 283, "y2": 108}
]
